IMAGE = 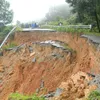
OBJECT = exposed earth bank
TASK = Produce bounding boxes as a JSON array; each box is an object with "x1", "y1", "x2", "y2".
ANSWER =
[{"x1": 0, "y1": 32, "x2": 100, "y2": 100}]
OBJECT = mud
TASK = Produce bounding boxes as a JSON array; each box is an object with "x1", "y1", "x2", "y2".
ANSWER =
[{"x1": 0, "y1": 32, "x2": 100, "y2": 100}]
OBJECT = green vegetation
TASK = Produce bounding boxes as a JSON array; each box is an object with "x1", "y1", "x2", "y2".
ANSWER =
[
  {"x1": 41, "y1": 25, "x2": 90, "y2": 33},
  {"x1": 0, "y1": 26, "x2": 13, "y2": 37},
  {"x1": 41, "y1": 0, "x2": 100, "y2": 34},
  {"x1": 63, "y1": 44, "x2": 74, "y2": 51},
  {"x1": 87, "y1": 90, "x2": 100, "y2": 100},
  {"x1": 41, "y1": 25, "x2": 100, "y2": 37},
  {"x1": 45, "y1": 4, "x2": 71, "y2": 23},
  {"x1": 0, "y1": 0, "x2": 13, "y2": 24},
  {"x1": 0, "y1": 26, "x2": 13, "y2": 42},
  {"x1": 8, "y1": 93, "x2": 45, "y2": 100},
  {"x1": 66, "y1": 0, "x2": 100, "y2": 32},
  {"x1": 2, "y1": 42, "x2": 17, "y2": 50},
  {"x1": 0, "y1": 0, "x2": 13, "y2": 44},
  {"x1": 15, "y1": 26, "x2": 22, "y2": 32}
]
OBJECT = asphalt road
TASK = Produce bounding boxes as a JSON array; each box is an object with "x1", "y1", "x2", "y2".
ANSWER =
[{"x1": 81, "y1": 34, "x2": 100, "y2": 44}]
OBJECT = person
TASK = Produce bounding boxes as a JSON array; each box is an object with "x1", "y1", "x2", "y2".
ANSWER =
[
  {"x1": 58, "y1": 22, "x2": 63, "y2": 26},
  {"x1": 90, "y1": 23, "x2": 96, "y2": 31}
]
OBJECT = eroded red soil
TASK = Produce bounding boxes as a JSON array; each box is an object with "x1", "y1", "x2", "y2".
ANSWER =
[{"x1": 0, "y1": 32, "x2": 100, "y2": 100}]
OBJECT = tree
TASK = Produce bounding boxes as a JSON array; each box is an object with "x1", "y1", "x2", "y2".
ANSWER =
[
  {"x1": 45, "y1": 4, "x2": 72, "y2": 22},
  {"x1": 66, "y1": 0, "x2": 100, "y2": 32},
  {"x1": 0, "y1": 0, "x2": 13, "y2": 25}
]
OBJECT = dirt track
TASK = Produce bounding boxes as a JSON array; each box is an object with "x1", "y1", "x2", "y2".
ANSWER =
[{"x1": 0, "y1": 32, "x2": 100, "y2": 100}]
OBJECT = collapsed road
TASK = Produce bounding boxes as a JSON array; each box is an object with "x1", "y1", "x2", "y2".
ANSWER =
[{"x1": 0, "y1": 31, "x2": 100, "y2": 100}]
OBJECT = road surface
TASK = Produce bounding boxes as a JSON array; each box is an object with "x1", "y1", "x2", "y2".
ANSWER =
[{"x1": 81, "y1": 34, "x2": 100, "y2": 44}]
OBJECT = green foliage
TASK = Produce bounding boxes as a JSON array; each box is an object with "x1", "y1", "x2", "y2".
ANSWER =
[
  {"x1": 3, "y1": 26, "x2": 13, "y2": 34},
  {"x1": 2, "y1": 42, "x2": 17, "y2": 50},
  {"x1": 8, "y1": 93, "x2": 45, "y2": 100},
  {"x1": 0, "y1": 0, "x2": 13, "y2": 24},
  {"x1": 62, "y1": 43, "x2": 74, "y2": 52},
  {"x1": 41, "y1": 25, "x2": 90, "y2": 33},
  {"x1": 0, "y1": 26, "x2": 13, "y2": 42},
  {"x1": 87, "y1": 90, "x2": 100, "y2": 100},
  {"x1": 15, "y1": 27, "x2": 22, "y2": 32},
  {"x1": 0, "y1": 26, "x2": 13, "y2": 33},
  {"x1": 85, "y1": 32, "x2": 100, "y2": 36},
  {"x1": 45, "y1": 4, "x2": 71, "y2": 22},
  {"x1": 66, "y1": 0, "x2": 100, "y2": 32}
]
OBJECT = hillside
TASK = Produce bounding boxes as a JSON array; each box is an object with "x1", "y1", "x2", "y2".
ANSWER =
[{"x1": 0, "y1": 32, "x2": 100, "y2": 100}]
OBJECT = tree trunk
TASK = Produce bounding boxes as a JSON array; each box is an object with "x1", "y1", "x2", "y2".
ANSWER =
[
  {"x1": 95, "y1": 10, "x2": 100, "y2": 32},
  {"x1": 78, "y1": 12, "x2": 83, "y2": 23},
  {"x1": 94, "y1": 0, "x2": 100, "y2": 32}
]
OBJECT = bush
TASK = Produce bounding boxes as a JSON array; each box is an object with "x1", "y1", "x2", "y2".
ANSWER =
[
  {"x1": 2, "y1": 42, "x2": 17, "y2": 50},
  {"x1": 15, "y1": 26, "x2": 22, "y2": 32},
  {"x1": 87, "y1": 90, "x2": 100, "y2": 100},
  {"x1": 8, "y1": 93, "x2": 45, "y2": 100},
  {"x1": 0, "y1": 26, "x2": 13, "y2": 43},
  {"x1": 3, "y1": 26, "x2": 13, "y2": 34},
  {"x1": 41, "y1": 25, "x2": 90, "y2": 33}
]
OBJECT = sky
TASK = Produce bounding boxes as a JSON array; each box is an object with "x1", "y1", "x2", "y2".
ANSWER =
[{"x1": 7, "y1": 0, "x2": 66, "y2": 23}]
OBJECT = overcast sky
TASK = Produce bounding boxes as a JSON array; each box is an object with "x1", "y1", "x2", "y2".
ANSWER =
[{"x1": 7, "y1": 0, "x2": 66, "y2": 23}]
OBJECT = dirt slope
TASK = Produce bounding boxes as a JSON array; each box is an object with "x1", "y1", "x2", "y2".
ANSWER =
[{"x1": 0, "y1": 32, "x2": 100, "y2": 100}]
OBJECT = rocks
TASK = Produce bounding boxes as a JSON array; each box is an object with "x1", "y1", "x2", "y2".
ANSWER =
[
  {"x1": 40, "y1": 80, "x2": 44, "y2": 89},
  {"x1": 30, "y1": 52, "x2": 35, "y2": 57},
  {"x1": 89, "y1": 85, "x2": 97, "y2": 91},
  {"x1": 44, "y1": 92, "x2": 55, "y2": 98},
  {"x1": 32, "y1": 58, "x2": 36, "y2": 63},
  {"x1": 51, "y1": 53, "x2": 64, "y2": 58},
  {"x1": 54, "y1": 88, "x2": 63, "y2": 97},
  {"x1": 9, "y1": 71, "x2": 14, "y2": 76},
  {"x1": 77, "y1": 89, "x2": 85, "y2": 98},
  {"x1": 59, "y1": 91, "x2": 70, "y2": 99},
  {"x1": 71, "y1": 87, "x2": 77, "y2": 93},
  {"x1": 50, "y1": 71, "x2": 89, "y2": 100},
  {"x1": 28, "y1": 46, "x2": 33, "y2": 53},
  {"x1": 89, "y1": 74, "x2": 100, "y2": 90}
]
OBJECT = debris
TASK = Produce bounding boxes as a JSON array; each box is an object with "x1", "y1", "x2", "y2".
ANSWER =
[
  {"x1": 32, "y1": 58, "x2": 36, "y2": 63},
  {"x1": 54, "y1": 88, "x2": 63, "y2": 97},
  {"x1": 36, "y1": 88, "x2": 40, "y2": 93},
  {"x1": 51, "y1": 53, "x2": 64, "y2": 58},
  {"x1": 30, "y1": 52, "x2": 35, "y2": 57},
  {"x1": 44, "y1": 92, "x2": 55, "y2": 98},
  {"x1": 87, "y1": 72, "x2": 95, "y2": 77},
  {"x1": 89, "y1": 74, "x2": 100, "y2": 90},
  {"x1": 0, "y1": 51, "x2": 3, "y2": 56},
  {"x1": 28, "y1": 46, "x2": 33, "y2": 53},
  {"x1": 40, "y1": 80, "x2": 44, "y2": 89}
]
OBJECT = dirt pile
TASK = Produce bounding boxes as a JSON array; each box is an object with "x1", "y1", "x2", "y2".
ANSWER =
[
  {"x1": 51, "y1": 71, "x2": 96, "y2": 100},
  {"x1": 0, "y1": 32, "x2": 100, "y2": 100}
]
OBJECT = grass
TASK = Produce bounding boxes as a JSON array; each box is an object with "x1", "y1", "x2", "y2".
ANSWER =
[
  {"x1": 15, "y1": 26, "x2": 22, "y2": 32},
  {"x1": 84, "y1": 31, "x2": 100, "y2": 36},
  {"x1": 41, "y1": 25, "x2": 100, "y2": 36},
  {"x1": 62, "y1": 43, "x2": 74, "y2": 52},
  {"x1": 87, "y1": 90, "x2": 100, "y2": 100},
  {"x1": 2, "y1": 42, "x2": 17, "y2": 50},
  {"x1": 8, "y1": 93, "x2": 45, "y2": 100}
]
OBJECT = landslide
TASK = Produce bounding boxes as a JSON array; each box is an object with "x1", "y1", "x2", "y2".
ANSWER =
[{"x1": 0, "y1": 32, "x2": 100, "y2": 100}]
